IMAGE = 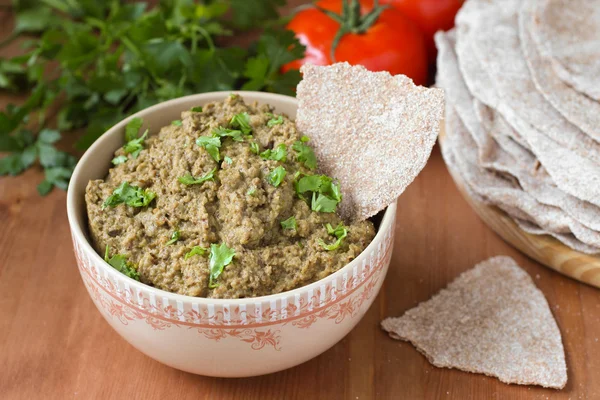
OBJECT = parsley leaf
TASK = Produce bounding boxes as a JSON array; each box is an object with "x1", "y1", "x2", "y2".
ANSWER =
[
  {"x1": 191, "y1": 106, "x2": 203, "y2": 112},
  {"x1": 280, "y1": 216, "x2": 296, "y2": 230},
  {"x1": 125, "y1": 118, "x2": 143, "y2": 142},
  {"x1": 250, "y1": 141, "x2": 260, "y2": 154},
  {"x1": 123, "y1": 129, "x2": 148, "y2": 159},
  {"x1": 185, "y1": 246, "x2": 208, "y2": 260},
  {"x1": 224, "y1": 156, "x2": 233, "y2": 164},
  {"x1": 267, "y1": 114, "x2": 283, "y2": 127},
  {"x1": 104, "y1": 245, "x2": 140, "y2": 280},
  {"x1": 165, "y1": 230, "x2": 180, "y2": 246},
  {"x1": 229, "y1": 112, "x2": 252, "y2": 134},
  {"x1": 266, "y1": 165, "x2": 286, "y2": 187},
  {"x1": 318, "y1": 223, "x2": 348, "y2": 251},
  {"x1": 247, "y1": 187, "x2": 256, "y2": 196},
  {"x1": 196, "y1": 136, "x2": 222, "y2": 162},
  {"x1": 111, "y1": 155, "x2": 128, "y2": 165},
  {"x1": 103, "y1": 182, "x2": 156, "y2": 208},
  {"x1": 171, "y1": 119, "x2": 182, "y2": 126},
  {"x1": 178, "y1": 167, "x2": 216, "y2": 186},
  {"x1": 260, "y1": 143, "x2": 287, "y2": 161},
  {"x1": 296, "y1": 174, "x2": 342, "y2": 213},
  {"x1": 292, "y1": 139, "x2": 317, "y2": 170},
  {"x1": 208, "y1": 243, "x2": 235, "y2": 288},
  {"x1": 213, "y1": 126, "x2": 244, "y2": 142}
]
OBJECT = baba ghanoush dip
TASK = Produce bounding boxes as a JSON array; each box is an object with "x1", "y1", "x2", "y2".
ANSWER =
[{"x1": 85, "y1": 95, "x2": 375, "y2": 299}]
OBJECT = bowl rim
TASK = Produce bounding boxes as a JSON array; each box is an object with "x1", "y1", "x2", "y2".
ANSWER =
[{"x1": 67, "y1": 91, "x2": 396, "y2": 306}]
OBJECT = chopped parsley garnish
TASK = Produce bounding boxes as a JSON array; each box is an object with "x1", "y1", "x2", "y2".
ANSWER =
[
  {"x1": 250, "y1": 142, "x2": 260, "y2": 154},
  {"x1": 295, "y1": 174, "x2": 342, "y2": 213},
  {"x1": 280, "y1": 216, "x2": 297, "y2": 230},
  {"x1": 267, "y1": 114, "x2": 283, "y2": 127},
  {"x1": 196, "y1": 125, "x2": 249, "y2": 162},
  {"x1": 208, "y1": 243, "x2": 235, "y2": 288},
  {"x1": 104, "y1": 245, "x2": 140, "y2": 280},
  {"x1": 318, "y1": 223, "x2": 348, "y2": 251},
  {"x1": 191, "y1": 106, "x2": 203, "y2": 112},
  {"x1": 229, "y1": 112, "x2": 252, "y2": 134},
  {"x1": 119, "y1": 117, "x2": 149, "y2": 160},
  {"x1": 103, "y1": 182, "x2": 156, "y2": 209},
  {"x1": 266, "y1": 166, "x2": 287, "y2": 187},
  {"x1": 260, "y1": 144, "x2": 287, "y2": 161},
  {"x1": 165, "y1": 230, "x2": 180, "y2": 246},
  {"x1": 292, "y1": 139, "x2": 317, "y2": 170},
  {"x1": 213, "y1": 126, "x2": 244, "y2": 142},
  {"x1": 171, "y1": 120, "x2": 183, "y2": 126},
  {"x1": 178, "y1": 167, "x2": 216, "y2": 186},
  {"x1": 185, "y1": 246, "x2": 208, "y2": 260},
  {"x1": 224, "y1": 156, "x2": 233, "y2": 164},
  {"x1": 247, "y1": 187, "x2": 257, "y2": 196},
  {"x1": 196, "y1": 136, "x2": 222, "y2": 162},
  {"x1": 111, "y1": 155, "x2": 128, "y2": 165}
]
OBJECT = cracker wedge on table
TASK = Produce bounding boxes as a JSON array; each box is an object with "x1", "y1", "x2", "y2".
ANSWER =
[
  {"x1": 296, "y1": 63, "x2": 444, "y2": 222},
  {"x1": 381, "y1": 256, "x2": 567, "y2": 389}
]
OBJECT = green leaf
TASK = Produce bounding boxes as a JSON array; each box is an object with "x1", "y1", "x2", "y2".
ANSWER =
[
  {"x1": 267, "y1": 114, "x2": 283, "y2": 127},
  {"x1": 15, "y1": 7, "x2": 55, "y2": 33},
  {"x1": 165, "y1": 230, "x2": 180, "y2": 246},
  {"x1": 229, "y1": 112, "x2": 252, "y2": 134},
  {"x1": 311, "y1": 192, "x2": 338, "y2": 213},
  {"x1": 104, "y1": 245, "x2": 140, "y2": 280},
  {"x1": 318, "y1": 223, "x2": 348, "y2": 251},
  {"x1": 178, "y1": 167, "x2": 216, "y2": 185},
  {"x1": 185, "y1": 246, "x2": 208, "y2": 260},
  {"x1": 171, "y1": 119, "x2": 182, "y2": 126},
  {"x1": 125, "y1": 117, "x2": 144, "y2": 142},
  {"x1": 280, "y1": 216, "x2": 296, "y2": 231},
  {"x1": 111, "y1": 155, "x2": 128, "y2": 165},
  {"x1": 293, "y1": 140, "x2": 317, "y2": 170},
  {"x1": 212, "y1": 126, "x2": 244, "y2": 142},
  {"x1": 266, "y1": 165, "x2": 286, "y2": 187},
  {"x1": 196, "y1": 136, "x2": 222, "y2": 162},
  {"x1": 224, "y1": 156, "x2": 233, "y2": 164},
  {"x1": 37, "y1": 180, "x2": 53, "y2": 195},
  {"x1": 260, "y1": 143, "x2": 287, "y2": 161},
  {"x1": 208, "y1": 243, "x2": 235, "y2": 288},
  {"x1": 38, "y1": 129, "x2": 61, "y2": 144},
  {"x1": 250, "y1": 142, "x2": 260, "y2": 154},
  {"x1": 103, "y1": 182, "x2": 156, "y2": 209},
  {"x1": 247, "y1": 187, "x2": 256, "y2": 196},
  {"x1": 229, "y1": 0, "x2": 285, "y2": 29},
  {"x1": 123, "y1": 130, "x2": 148, "y2": 158},
  {"x1": 191, "y1": 106, "x2": 203, "y2": 112},
  {"x1": 0, "y1": 154, "x2": 25, "y2": 176}
]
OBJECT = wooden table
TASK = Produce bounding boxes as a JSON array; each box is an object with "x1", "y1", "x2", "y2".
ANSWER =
[{"x1": 1, "y1": 6, "x2": 599, "y2": 400}]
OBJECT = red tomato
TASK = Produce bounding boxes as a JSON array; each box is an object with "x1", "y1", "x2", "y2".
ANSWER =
[
  {"x1": 381, "y1": 0, "x2": 464, "y2": 61},
  {"x1": 283, "y1": 0, "x2": 428, "y2": 86}
]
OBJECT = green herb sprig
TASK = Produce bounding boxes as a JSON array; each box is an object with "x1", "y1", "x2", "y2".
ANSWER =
[
  {"x1": 318, "y1": 223, "x2": 348, "y2": 251},
  {"x1": 0, "y1": 1, "x2": 304, "y2": 195},
  {"x1": 104, "y1": 245, "x2": 140, "y2": 280}
]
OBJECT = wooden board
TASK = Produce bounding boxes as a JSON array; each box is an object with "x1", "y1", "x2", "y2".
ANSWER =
[{"x1": 439, "y1": 125, "x2": 600, "y2": 289}]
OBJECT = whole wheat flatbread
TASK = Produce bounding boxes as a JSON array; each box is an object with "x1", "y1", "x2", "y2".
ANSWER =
[
  {"x1": 436, "y1": 31, "x2": 600, "y2": 236},
  {"x1": 444, "y1": 104, "x2": 600, "y2": 250},
  {"x1": 456, "y1": 0, "x2": 600, "y2": 165},
  {"x1": 516, "y1": 219, "x2": 600, "y2": 255},
  {"x1": 520, "y1": 0, "x2": 600, "y2": 141},
  {"x1": 381, "y1": 256, "x2": 567, "y2": 389},
  {"x1": 454, "y1": 5, "x2": 600, "y2": 208},
  {"x1": 530, "y1": 0, "x2": 600, "y2": 101},
  {"x1": 296, "y1": 63, "x2": 444, "y2": 222}
]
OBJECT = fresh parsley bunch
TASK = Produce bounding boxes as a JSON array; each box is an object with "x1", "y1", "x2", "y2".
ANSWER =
[{"x1": 0, "y1": 0, "x2": 304, "y2": 195}]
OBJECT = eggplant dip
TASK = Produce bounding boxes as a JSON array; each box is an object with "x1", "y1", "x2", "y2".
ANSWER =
[{"x1": 85, "y1": 95, "x2": 375, "y2": 299}]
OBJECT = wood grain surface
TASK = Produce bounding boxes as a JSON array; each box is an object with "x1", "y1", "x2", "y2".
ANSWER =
[{"x1": 1, "y1": 4, "x2": 599, "y2": 400}]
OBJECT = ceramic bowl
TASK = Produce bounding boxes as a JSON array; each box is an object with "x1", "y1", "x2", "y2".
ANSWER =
[{"x1": 66, "y1": 91, "x2": 396, "y2": 377}]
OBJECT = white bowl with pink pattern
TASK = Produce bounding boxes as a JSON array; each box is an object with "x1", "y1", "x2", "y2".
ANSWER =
[{"x1": 66, "y1": 91, "x2": 396, "y2": 377}]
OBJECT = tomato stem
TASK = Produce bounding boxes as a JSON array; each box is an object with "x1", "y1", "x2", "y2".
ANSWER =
[{"x1": 315, "y1": 0, "x2": 390, "y2": 62}]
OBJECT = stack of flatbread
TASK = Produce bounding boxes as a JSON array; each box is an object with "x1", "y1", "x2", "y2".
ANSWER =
[{"x1": 437, "y1": 0, "x2": 600, "y2": 254}]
